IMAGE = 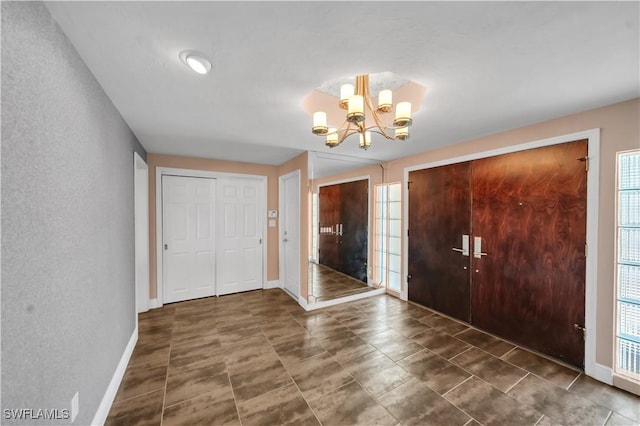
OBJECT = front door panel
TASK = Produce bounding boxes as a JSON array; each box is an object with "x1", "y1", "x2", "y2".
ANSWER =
[
  {"x1": 471, "y1": 140, "x2": 588, "y2": 367},
  {"x1": 408, "y1": 162, "x2": 472, "y2": 322}
]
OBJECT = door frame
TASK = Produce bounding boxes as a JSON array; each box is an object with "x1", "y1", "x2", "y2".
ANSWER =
[
  {"x1": 279, "y1": 169, "x2": 301, "y2": 299},
  {"x1": 134, "y1": 152, "x2": 149, "y2": 316},
  {"x1": 155, "y1": 166, "x2": 268, "y2": 305},
  {"x1": 403, "y1": 128, "x2": 600, "y2": 380}
]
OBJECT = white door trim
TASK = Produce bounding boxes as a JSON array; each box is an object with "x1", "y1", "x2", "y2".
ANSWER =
[
  {"x1": 155, "y1": 166, "x2": 268, "y2": 306},
  {"x1": 402, "y1": 128, "x2": 600, "y2": 378},
  {"x1": 317, "y1": 174, "x2": 371, "y2": 189},
  {"x1": 134, "y1": 152, "x2": 149, "y2": 316},
  {"x1": 279, "y1": 169, "x2": 301, "y2": 299}
]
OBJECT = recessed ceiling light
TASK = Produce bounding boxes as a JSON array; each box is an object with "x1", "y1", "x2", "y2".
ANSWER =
[{"x1": 179, "y1": 50, "x2": 213, "y2": 75}]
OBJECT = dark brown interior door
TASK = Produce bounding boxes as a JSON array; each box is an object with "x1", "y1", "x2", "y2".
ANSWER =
[
  {"x1": 338, "y1": 179, "x2": 369, "y2": 282},
  {"x1": 408, "y1": 162, "x2": 472, "y2": 322},
  {"x1": 319, "y1": 184, "x2": 340, "y2": 271},
  {"x1": 471, "y1": 140, "x2": 588, "y2": 367},
  {"x1": 318, "y1": 179, "x2": 369, "y2": 282}
]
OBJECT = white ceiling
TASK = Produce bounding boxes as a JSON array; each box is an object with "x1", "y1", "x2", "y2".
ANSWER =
[{"x1": 45, "y1": 1, "x2": 639, "y2": 168}]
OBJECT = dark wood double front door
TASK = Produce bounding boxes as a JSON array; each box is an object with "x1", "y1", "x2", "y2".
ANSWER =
[
  {"x1": 319, "y1": 179, "x2": 368, "y2": 282},
  {"x1": 408, "y1": 140, "x2": 588, "y2": 368}
]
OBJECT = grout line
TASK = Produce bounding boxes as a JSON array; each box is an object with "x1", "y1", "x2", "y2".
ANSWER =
[
  {"x1": 533, "y1": 413, "x2": 545, "y2": 426},
  {"x1": 601, "y1": 410, "x2": 613, "y2": 426},
  {"x1": 504, "y1": 372, "x2": 529, "y2": 394},
  {"x1": 159, "y1": 311, "x2": 176, "y2": 426},
  {"x1": 500, "y1": 346, "x2": 518, "y2": 359},
  {"x1": 566, "y1": 372, "x2": 582, "y2": 390},
  {"x1": 463, "y1": 418, "x2": 482, "y2": 426},
  {"x1": 448, "y1": 346, "x2": 474, "y2": 362},
  {"x1": 442, "y1": 375, "x2": 474, "y2": 397}
]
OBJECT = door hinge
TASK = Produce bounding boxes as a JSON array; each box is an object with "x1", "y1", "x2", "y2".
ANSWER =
[
  {"x1": 577, "y1": 156, "x2": 589, "y2": 172},
  {"x1": 259, "y1": 238, "x2": 262, "y2": 244},
  {"x1": 407, "y1": 229, "x2": 410, "y2": 237},
  {"x1": 408, "y1": 181, "x2": 412, "y2": 190},
  {"x1": 407, "y1": 275, "x2": 412, "y2": 281},
  {"x1": 585, "y1": 243, "x2": 588, "y2": 257},
  {"x1": 574, "y1": 324, "x2": 586, "y2": 341}
]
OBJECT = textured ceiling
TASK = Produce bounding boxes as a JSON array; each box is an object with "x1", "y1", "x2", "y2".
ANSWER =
[{"x1": 45, "y1": 1, "x2": 639, "y2": 170}]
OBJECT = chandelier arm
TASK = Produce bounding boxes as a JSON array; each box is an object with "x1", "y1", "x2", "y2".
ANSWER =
[
  {"x1": 338, "y1": 124, "x2": 359, "y2": 145},
  {"x1": 366, "y1": 129, "x2": 391, "y2": 138},
  {"x1": 362, "y1": 89, "x2": 395, "y2": 140}
]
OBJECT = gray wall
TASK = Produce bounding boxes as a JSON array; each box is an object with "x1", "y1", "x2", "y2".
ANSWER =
[{"x1": 1, "y1": 2, "x2": 146, "y2": 424}]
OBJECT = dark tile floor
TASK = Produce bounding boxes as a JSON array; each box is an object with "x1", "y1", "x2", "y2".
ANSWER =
[
  {"x1": 106, "y1": 289, "x2": 640, "y2": 426},
  {"x1": 307, "y1": 262, "x2": 378, "y2": 303}
]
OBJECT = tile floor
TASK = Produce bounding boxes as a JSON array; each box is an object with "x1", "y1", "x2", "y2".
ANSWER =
[
  {"x1": 106, "y1": 289, "x2": 640, "y2": 426},
  {"x1": 308, "y1": 262, "x2": 378, "y2": 303}
]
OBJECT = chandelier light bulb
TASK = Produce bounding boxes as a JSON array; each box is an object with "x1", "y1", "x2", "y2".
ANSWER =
[
  {"x1": 359, "y1": 131, "x2": 371, "y2": 150},
  {"x1": 377, "y1": 90, "x2": 393, "y2": 113},
  {"x1": 395, "y1": 126, "x2": 409, "y2": 140},
  {"x1": 312, "y1": 112, "x2": 328, "y2": 135},
  {"x1": 326, "y1": 128, "x2": 339, "y2": 147},
  {"x1": 339, "y1": 84, "x2": 354, "y2": 110},
  {"x1": 347, "y1": 95, "x2": 365, "y2": 123},
  {"x1": 394, "y1": 102, "x2": 413, "y2": 127}
]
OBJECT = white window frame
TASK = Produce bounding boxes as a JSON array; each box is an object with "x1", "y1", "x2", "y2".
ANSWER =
[
  {"x1": 374, "y1": 182, "x2": 402, "y2": 294},
  {"x1": 614, "y1": 149, "x2": 640, "y2": 383}
]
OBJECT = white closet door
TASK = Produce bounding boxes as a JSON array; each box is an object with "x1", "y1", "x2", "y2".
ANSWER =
[
  {"x1": 162, "y1": 175, "x2": 216, "y2": 303},
  {"x1": 281, "y1": 172, "x2": 300, "y2": 298},
  {"x1": 217, "y1": 179, "x2": 264, "y2": 295}
]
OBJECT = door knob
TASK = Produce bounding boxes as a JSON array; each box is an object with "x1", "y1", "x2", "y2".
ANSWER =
[{"x1": 452, "y1": 235, "x2": 470, "y2": 256}]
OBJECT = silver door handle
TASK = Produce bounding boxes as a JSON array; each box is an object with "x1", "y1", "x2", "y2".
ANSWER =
[
  {"x1": 473, "y1": 236, "x2": 488, "y2": 258},
  {"x1": 452, "y1": 235, "x2": 470, "y2": 256}
]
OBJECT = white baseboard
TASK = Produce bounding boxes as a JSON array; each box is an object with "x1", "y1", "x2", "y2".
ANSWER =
[
  {"x1": 298, "y1": 296, "x2": 309, "y2": 311},
  {"x1": 148, "y1": 298, "x2": 162, "y2": 309},
  {"x1": 592, "y1": 362, "x2": 613, "y2": 385},
  {"x1": 264, "y1": 280, "x2": 281, "y2": 289},
  {"x1": 613, "y1": 372, "x2": 640, "y2": 396},
  {"x1": 91, "y1": 326, "x2": 138, "y2": 425},
  {"x1": 304, "y1": 288, "x2": 386, "y2": 311}
]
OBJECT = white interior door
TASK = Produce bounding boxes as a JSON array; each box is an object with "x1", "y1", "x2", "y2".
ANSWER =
[
  {"x1": 217, "y1": 178, "x2": 264, "y2": 296},
  {"x1": 162, "y1": 175, "x2": 216, "y2": 303},
  {"x1": 281, "y1": 172, "x2": 300, "y2": 297}
]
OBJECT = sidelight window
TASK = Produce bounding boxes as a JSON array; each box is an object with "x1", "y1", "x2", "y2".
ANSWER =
[
  {"x1": 616, "y1": 149, "x2": 640, "y2": 380},
  {"x1": 375, "y1": 182, "x2": 402, "y2": 292}
]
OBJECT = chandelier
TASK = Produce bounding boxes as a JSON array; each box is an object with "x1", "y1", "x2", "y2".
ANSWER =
[{"x1": 311, "y1": 74, "x2": 412, "y2": 150}]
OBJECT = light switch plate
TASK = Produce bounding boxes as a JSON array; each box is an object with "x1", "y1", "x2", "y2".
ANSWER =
[
  {"x1": 268, "y1": 210, "x2": 278, "y2": 218},
  {"x1": 268, "y1": 219, "x2": 276, "y2": 227}
]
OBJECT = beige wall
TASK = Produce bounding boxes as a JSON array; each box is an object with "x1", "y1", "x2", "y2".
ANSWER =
[
  {"x1": 385, "y1": 97, "x2": 640, "y2": 372},
  {"x1": 147, "y1": 154, "x2": 280, "y2": 299},
  {"x1": 277, "y1": 152, "x2": 309, "y2": 300}
]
